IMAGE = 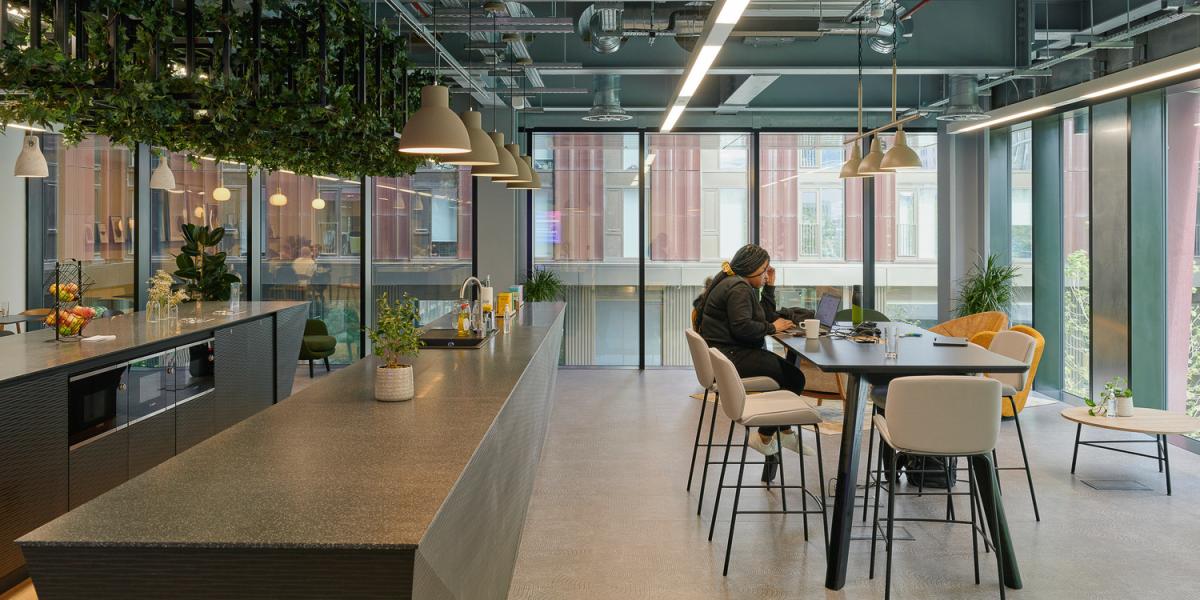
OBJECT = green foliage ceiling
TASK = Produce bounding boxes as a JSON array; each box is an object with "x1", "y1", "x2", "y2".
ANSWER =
[{"x1": 0, "y1": 0, "x2": 434, "y2": 177}]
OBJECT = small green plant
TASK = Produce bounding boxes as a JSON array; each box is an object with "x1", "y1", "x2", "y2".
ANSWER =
[
  {"x1": 523, "y1": 267, "x2": 565, "y2": 302},
  {"x1": 954, "y1": 253, "x2": 1020, "y2": 317},
  {"x1": 1085, "y1": 376, "x2": 1133, "y2": 416},
  {"x1": 174, "y1": 224, "x2": 241, "y2": 301},
  {"x1": 369, "y1": 293, "x2": 423, "y2": 368}
]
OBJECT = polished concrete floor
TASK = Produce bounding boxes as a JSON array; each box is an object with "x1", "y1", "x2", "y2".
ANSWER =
[{"x1": 508, "y1": 369, "x2": 1200, "y2": 599}]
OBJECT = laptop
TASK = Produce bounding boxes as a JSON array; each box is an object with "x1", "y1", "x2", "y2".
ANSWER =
[{"x1": 784, "y1": 293, "x2": 840, "y2": 336}]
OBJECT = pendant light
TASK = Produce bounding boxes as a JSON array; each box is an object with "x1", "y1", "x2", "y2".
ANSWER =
[
  {"x1": 499, "y1": 143, "x2": 531, "y2": 183},
  {"x1": 446, "y1": 10, "x2": 498, "y2": 166},
  {"x1": 14, "y1": 132, "x2": 48, "y2": 178},
  {"x1": 507, "y1": 157, "x2": 540, "y2": 190},
  {"x1": 269, "y1": 187, "x2": 288, "y2": 206},
  {"x1": 881, "y1": 13, "x2": 922, "y2": 171},
  {"x1": 150, "y1": 153, "x2": 176, "y2": 190},
  {"x1": 840, "y1": 28, "x2": 869, "y2": 179},
  {"x1": 397, "y1": 5, "x2": 471, "y2": 155},
  {"x1": 857, "y1": 137, "x2": 887, "y2": 175},
  {"x1": 212, "y1": 186, "x2": 231, "y2": 201},
  {"x1": 473, "y1": 131, "x2": 518, "y2": 178},
  {"x1": 311, "y1": 197, "x2": 326, "y2": 210}
]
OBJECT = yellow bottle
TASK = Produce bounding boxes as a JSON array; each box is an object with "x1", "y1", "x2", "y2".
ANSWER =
[{"x1": 456, "y1": 303, "x2": 470, "y2": 337}]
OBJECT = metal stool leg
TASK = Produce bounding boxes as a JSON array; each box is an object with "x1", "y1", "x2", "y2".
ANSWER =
[
  {"x1": 777, "y1": 434, "x2": 789, "y2": 515},
  {"x1": 687, "y1": 388, "x2": 710, "y2": 491},
  {"x1": 722, "y1": 430, "x2": 751, "y2": 576},
  {"x1": 869, "y1": 443, "x2": 886, "y2": 580},
  {"x1": 697, "y1": 392, "x2": 724, "y2": 516},
  {"x1": 793, "y1": 431, "x2": 809, "y2": 540},
  {"x1": 863, "y1": 404, "x2": 878, "y2": 522},
  {"x1": 991, "y1": 449, "x2": 1002, "y2": 494},
  {"x1": 708, "y1": 421, "x2": 736, "y2": 540},
  {"x1": 944, "y1": 457, "x2": 955, "y2": 522},
  {"x1": 983, "y1": 454, "x2": 1006, "y2": 600},
  {"x1": 883, "y1": 452, "x2": 899, "y2": 600},
  {"x1": 1009, "y1": 397, "x2": 1040, "y2": 521},
  {"x1": 813, "y1": 424, "x2": 829, "y2": 549},
  {"x1": 968, "y1": 464, "x2": 980, "y2": 585}
]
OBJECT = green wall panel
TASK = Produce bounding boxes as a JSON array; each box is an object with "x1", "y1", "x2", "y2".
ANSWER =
[
  {"x1": 1031, "y1": 115, "x2": 1064, "y2": 394},
  {"x1": 1129, "y1": 90, "x2": 1167, "y2": 409},
  {"x1": 988, "y1": 129, "x2": 1012, "y2": 265}
]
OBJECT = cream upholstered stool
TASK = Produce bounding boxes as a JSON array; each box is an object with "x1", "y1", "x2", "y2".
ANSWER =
[
  {"x1": 870, "y1": 376, "x2": 1007, "y2": 600},
  {"x1": 983, "y1": 330, "x2": 1040, "y2": 520},
  {"x1": 707, "y1": 348, "x2": 826, "y2": 576},
  {"x1": 683, "y1": 329, "x2": 779, "y2": 514}
]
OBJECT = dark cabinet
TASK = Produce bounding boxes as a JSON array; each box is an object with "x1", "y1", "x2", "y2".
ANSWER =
[
  {"x1": 68, "y1": 429, "x2": 129, "y2": 510},
  {"x1": 128, "y1": 407, "x2": 176, "y2": 478},
  {"x1": 175, "y1": 392, "x2": 215, "y2": 454},
  {"x1": 214, "y1": 319, "x2": 274, "y2": 431}
]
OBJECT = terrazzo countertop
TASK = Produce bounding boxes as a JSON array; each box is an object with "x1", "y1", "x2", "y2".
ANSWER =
[
  {"x1": 19, "y1": 303, "x2": 566, "y2": 550},
  {"x1": 0, "y1": 301, "x2": 307, "y2": 384}
]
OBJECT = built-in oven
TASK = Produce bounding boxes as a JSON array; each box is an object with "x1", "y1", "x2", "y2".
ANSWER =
[
  {"x1": 175, "y1": 340, "x2": 215, "y2": 405},
  {"x1": 126, "y1": 351, "x2": 175, "y2": 424},
  {"x1": 68, "y1": 363, "x2": 129, "y2": 447}
]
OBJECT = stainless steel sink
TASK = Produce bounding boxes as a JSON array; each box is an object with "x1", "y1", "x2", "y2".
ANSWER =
[{"x1": 419, "y1": 328, "x2": 493, "y2": 349}]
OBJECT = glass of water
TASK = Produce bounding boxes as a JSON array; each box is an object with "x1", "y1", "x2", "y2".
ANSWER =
[
  {"x1": 0, "y1": 300, "x2": 8, "y2": 317},
  {"x1": 884, "y1": 323, "x2": 899, "y2": 360},
  {"x1": 228, "y1": 283, "x2": 241, "y2": 314}
]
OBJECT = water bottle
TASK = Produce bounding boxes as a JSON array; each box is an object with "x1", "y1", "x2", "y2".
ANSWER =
[{"x1": 851, "y1": 285, "x2": 863, "y2": 326}]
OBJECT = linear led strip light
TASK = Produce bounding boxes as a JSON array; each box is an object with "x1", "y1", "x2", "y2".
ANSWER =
[
  {"x1": 953, "y1": 47, "x2": 1200, "y2": 134},
  {"x1": 660, "y1": 0, "x2": 750, "y2": 132}
]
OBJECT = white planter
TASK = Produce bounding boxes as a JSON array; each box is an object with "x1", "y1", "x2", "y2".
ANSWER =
[
  {"x1": 1116, "y1": 396, "x2": 1135, "y2": 417},
  {"x1": 375, "y1": 365, "x2": 414, "y2": 402}
]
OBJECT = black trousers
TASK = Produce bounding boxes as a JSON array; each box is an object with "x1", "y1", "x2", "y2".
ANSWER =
[{"x1": 720, "y1": 345, "x2": 808, "y2": 436}]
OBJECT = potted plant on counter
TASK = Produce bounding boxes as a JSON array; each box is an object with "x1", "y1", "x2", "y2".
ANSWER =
[{"x1": 368, "y1": 293, "x2": 423, "y2": 402}]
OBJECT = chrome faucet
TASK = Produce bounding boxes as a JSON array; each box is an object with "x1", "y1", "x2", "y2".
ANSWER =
[{"x1": 459, "y1": 277, "x2": 484, "y2": 335}]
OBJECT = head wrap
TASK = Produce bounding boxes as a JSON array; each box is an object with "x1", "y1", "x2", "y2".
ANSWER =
[{"x1": 694, "y1": 244, "x2": 771, "y2": 334}]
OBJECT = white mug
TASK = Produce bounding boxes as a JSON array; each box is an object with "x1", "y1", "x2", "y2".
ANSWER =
[{"x1": 804, "y1": 318, "x2": 821, "y2": 339}]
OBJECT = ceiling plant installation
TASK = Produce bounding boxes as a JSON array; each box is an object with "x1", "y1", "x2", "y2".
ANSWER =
[{"x1": 0, "y1": 0, "x2": 436, "y2": 177}]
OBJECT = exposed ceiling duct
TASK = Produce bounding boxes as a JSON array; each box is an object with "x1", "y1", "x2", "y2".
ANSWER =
[
  {"x1": 582, "y1": 74, "x2": 633, "y2": 121},
  {"x1": 936, "y1": 75, "x2": 989, "y2": 121},
  {"x1": 577, "y1": 3, "x2": 709, "y2": 54}
]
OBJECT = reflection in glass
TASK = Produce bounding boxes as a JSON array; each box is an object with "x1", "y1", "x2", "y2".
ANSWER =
[
  {"x1": 875, "y1": 132, "x2": 938, "y2": 326},
  {"x1": 1062, "y1": 110, "x2": 1090, "y2": 399},
  {"x1": 1164, "y1": 85, "x2": 1200, "y2": 432},
  {"x1": 1010, "y1": 124, "x2": 1033, "y2": 325}
]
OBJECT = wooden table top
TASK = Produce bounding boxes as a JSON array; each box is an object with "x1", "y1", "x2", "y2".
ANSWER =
[
  {"x1": 775, "y1": 322, "x2": 1029, "y2": 375},
  {"x1": 1060, "y1": 406, "x2": 1200, "y2": 435}
]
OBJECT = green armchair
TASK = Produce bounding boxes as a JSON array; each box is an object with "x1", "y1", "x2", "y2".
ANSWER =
[{"x1": 299, "y1": 319, "x2": 337, "y2": 378}]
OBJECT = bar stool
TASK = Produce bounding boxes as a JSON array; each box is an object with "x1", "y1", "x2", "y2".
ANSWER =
[
  {"x1": 869, "y1": 376, "x2": 1007, "y2": 600},
  {"x1": 983, "y1": 330, "x2": 1041, "y2": 521},
  {"x1": 707, "y1": 348, "x2": 827, "y2": 576},
  {"x1": 683, "y1": 329, "x2": 779, "y2": 515}
]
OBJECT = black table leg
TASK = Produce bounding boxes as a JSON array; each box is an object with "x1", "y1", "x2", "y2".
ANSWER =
[
  {"x1": 824, "y1": 373, "x2": 864, "y2": 590},
  {"x1": 970, "y1": 453, "x2": 1023, "y2": 589},
  {"x1": 1162, "y1": 435, "x2": 1172, "y2": 496}
]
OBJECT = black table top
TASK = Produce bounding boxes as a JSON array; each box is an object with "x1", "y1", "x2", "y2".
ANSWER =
[
  {"x1": 775, "y1": 322, "x2": 1029, "y2": 375},
  {"x1": 0, "y1": 313, "x2": 43, "y2": 324}
]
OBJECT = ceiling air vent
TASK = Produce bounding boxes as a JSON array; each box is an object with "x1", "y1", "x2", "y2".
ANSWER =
[
  {"x1": 937, "y1": 75, "x2": 990, "y2": 122},
  {"x1": 583, "y1": 74, "x2": 632, "y2": 122}
]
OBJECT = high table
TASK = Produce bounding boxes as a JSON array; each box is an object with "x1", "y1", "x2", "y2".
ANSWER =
[{"x1": 775, "y1": 323, "x2": 1029, "y2": 591}]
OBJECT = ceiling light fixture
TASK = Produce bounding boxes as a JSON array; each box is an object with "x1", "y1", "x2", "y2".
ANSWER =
[
  {"x1": 659, "y1": 0, "x2": 747, "y2": 131},
  {"x1": 397, "y1": 5, "x2": 471, "y2": 155},
  {"x1": 880, "y1": 13, "x2": 922, "y2": 171},
  {"x1": 312, "y1": 197, "x2": 326, "y2": 210},
  {"x1": 507, "y1": 157, "x2": 540, "y2": 189},
  {"x1": 840, "y1": 27, "x2": 869, "y2": 179},
  {"x1": 149, "y1": 154, "x2": 176, "y2": 190},
  {"x1": 269, "y1": 188, "x2": 288, "y2": 206},
  {"x1": 473, "y1": 132, "x2": 518, "y2": 178},
  {"x1": 953, "y1": 106, "x2": 1054, "y2": 134},
  {"x1": 446, "y1": 11, "x2": 498, "y2": 167},
  {"x1": 212, "y1": 186, "x2": 231, "y2": 201},
  {"x1": 13, "y1": 132, "x2": 48, "y2": 178},
  {"x1": 857, "y1": 137, "x2": 888, "y2": 175}
]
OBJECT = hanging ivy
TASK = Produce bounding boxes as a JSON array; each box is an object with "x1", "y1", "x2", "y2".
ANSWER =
[{"x1": 0, "y1": 0, "x2": 435, "y2": 177}]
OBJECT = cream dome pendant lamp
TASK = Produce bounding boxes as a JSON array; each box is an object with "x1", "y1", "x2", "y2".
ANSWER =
[
  {"x1": 507, "y1": 157, "x2": 540, "y2": 190},
  {"x1": 879, "y1": 16, "x2": 922, "y2": 171},
  {"x1": 149, "y1": 153, "x2": 177, "y2": 190},
  {"x1": 446, "y1": 12, "x2": 498, "y2": 167},
  {"x1": 397, "y1": 6, "x2": 471, "y2": 156},
  {"x1": 857, "y1": 136, "x2": 887, "y2": 175},
  {"x1": 14, "y1": 132, "x2": 48, "y2": 178},
  {"x1": 497, "y1": 143, "x2": 531, "y2": 184},
  {"x1": 472, "y1": 12, "x2": 518, "y2": 178},
  {"x1": 840, "y1": 29, "x2": 869, "y2": 180}
]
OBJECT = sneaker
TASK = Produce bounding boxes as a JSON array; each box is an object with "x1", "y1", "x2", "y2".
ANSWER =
[
  {"x1": 779, "y1": 429, "x2": 816, "y2": 456},
  {"x1": 747, "y1": 432, "x2": 779, "y2": 456}
]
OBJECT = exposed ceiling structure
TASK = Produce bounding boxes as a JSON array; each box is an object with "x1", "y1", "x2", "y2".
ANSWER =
[{"x1": 368, "y1": 0, "x2": 1200, "y2": 129}]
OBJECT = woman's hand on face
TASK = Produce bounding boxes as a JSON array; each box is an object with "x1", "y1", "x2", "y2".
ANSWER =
[
  {"x1": 772, "y1": 318, "x2": 794, "y2": 332},
  {"x1": 766, "y1": 266, "x2": 776, "y2": 286}
]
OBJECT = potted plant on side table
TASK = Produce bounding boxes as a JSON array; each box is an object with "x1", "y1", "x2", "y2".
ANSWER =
[{"x1": 368, "y1": 293, "x2": 423, "y2": 402}]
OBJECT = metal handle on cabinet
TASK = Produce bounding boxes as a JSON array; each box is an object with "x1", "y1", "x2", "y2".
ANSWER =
[{"x1": 118, "y1": 383, "x2": 127, "y2": 391}]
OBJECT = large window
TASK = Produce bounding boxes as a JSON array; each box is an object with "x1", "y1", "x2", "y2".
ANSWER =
[
  {"x1": 1011, "y1": 125, "x2": 1033, "y2": 325},
  {"x1": 875, "y1": 132, "x2": 938, "y2": 325},
  {"x1": 35, "y1": 135, "x2": 135, "y2": 313},
  {"x1": 150, "y1": 153, "x2": 248, "y2": 297},
  {"x1": 1062, "y1": 110, "x2": 1091, "y2": 399},
  {"x1": 372, "y1": 165, "x2": 473, "y2": 324},
  {"x1": 532, "y1": 133, "x2": 641, "y2": 366},
  {"x1": 759, "y1": 133, "x2": 863, "y2": 315},
  {"x1": 261, "y1": 172, "x2": 362, "y2": 364},
  {"x1": 646, "y1": 132, "x2": 752, "y2": 367},
  {"x1": 1166, "y1": 85, "x2": 1200, "y2": 430}
]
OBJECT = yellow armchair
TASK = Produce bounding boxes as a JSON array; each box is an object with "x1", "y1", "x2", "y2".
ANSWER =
[
  {"x1": 970, "y1": 325, "x2": 1045, "y2": 417},
  {"x1": 929, "y1": 311, "x2": 1009, "y2": 339}
]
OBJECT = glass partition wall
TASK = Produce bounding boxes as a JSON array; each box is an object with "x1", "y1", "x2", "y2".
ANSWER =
[
  {"x1": 529, "y1": 129, "x2": 937, "y2": 367},
  {"x1": 1010, "y1": 125, "x2": 1033, "y2": 325},
  {"x1": 1062, "y1": 111, "x2": 1091, "y2": 400},
  {"x1": 1166, "y1": 84, "x2": 1200, "y2": 427},
  {"x1": 33, "y1": 135, "x2": 136, "y2": 314}
]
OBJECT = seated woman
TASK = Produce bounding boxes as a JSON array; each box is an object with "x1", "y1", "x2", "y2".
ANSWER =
[{"x1": 694, "y1": 244, "x2": 813, "y2": 460}]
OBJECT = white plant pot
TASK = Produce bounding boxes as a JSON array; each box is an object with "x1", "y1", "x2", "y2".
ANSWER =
[
  {"x1": 1116, "y1": 396, "x2": 1135, "y2": 417},
  {"x1": 375, "y1": 365, "x2": 414, "y2": 402}
]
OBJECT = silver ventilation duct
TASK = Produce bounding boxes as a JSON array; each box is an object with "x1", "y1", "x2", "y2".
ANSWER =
[
  {"x1": 937, "y1": 75, "x2": 990, "y2": 122},
  {"x1": 578, "y1": 3, "x2": 708, "y2": 54},
  {"x1": 583, "y1": 74, "x2": 632, "y2": 122}
]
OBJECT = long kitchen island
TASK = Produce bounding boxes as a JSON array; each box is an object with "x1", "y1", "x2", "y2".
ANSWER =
[
  {"x1": 0, "y1": 301, "x2": 309, "y2": 592},
  {"x1": 19, "y1": 302, "x2": 566, "y2": 600}
]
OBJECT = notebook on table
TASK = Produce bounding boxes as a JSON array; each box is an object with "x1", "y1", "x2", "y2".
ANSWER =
[{"x1": 933, "y1": 336, "x2": 969, "y2": 347}]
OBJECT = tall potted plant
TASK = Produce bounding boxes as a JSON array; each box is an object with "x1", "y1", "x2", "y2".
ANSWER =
[
  {"x1": 174, "y1": 224, "x2": 241, "y2": 301},
  {"x1": 523, "y1": 266, "x2": 565, "y2": 302},
  {"x1": 368, "y1": 293, "x2": 423, "y2": 402},
  {"x1": 954, "y1": 253, "x2": 1019, "y2": 318}
]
